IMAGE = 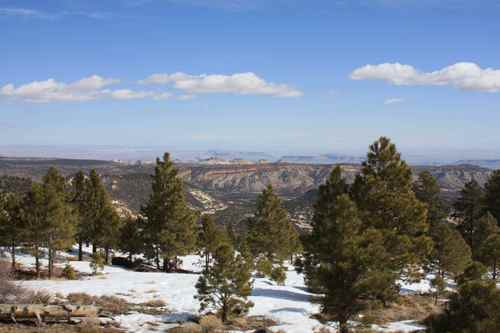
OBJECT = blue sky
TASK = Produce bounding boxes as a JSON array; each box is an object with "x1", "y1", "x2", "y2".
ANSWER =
[{"x1": 1, "y1": 0, "x2": 500, "y2": 159}]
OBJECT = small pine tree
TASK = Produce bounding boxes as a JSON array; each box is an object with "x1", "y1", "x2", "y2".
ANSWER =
[
  {"x1": 119, "y1": 215, "x2": 144, "y2": 263},
  {"x1": 478, "y1": 233, "x2": 500, "y2": 280},
  {"x1": 0, "y1": 193, "x2": 24, "y2": 271},
  {"x1": 90, "y1": 251, "x2": 105, "y2": 275},
  {"x1": 246, "y1": 185, "x2": 299, "y2": 282},
  {"x1": 453, "y1": 179, "x2": 486, "y2": 256},
  {"x1": 413, "y1": 170, "x2": 447, "y2": 227},
  {"x1": 195, "y1": 243, "x2": 253, "y2": 322},
  {"x1": 198, "y1": 215, "x2": 227, "y2": 271}
]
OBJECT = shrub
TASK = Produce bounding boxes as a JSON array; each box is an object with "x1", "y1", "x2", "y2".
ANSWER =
[
  {"x1": 141, "y1": 299, "x2": 166, "y2": 307},
  {"x1": 0, "y1": 260, "x2": 28, "y2": 303},
  {"x1": 90, "y1": 252, "x2": 105, "y2": 275},
  {"x1": 62, "y1": 264, "x2": 78, "y2": 280}
]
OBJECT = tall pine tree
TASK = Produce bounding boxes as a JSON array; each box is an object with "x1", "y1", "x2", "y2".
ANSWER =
[
  {"x1": 142, "y1": 153, "x2": 197, "y2": 272},
  {"x1": 0, "y1": 193, "x2": 24, "y2": 271},
  {"x1": 485, "y1": 170, "x2": 500, "y2": 226},
  {"x1": 352, "y1": 137, "x2": 432, "y2": 281}
]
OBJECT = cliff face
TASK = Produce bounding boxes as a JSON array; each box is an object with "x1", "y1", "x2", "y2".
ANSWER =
[{"x1": 180, "y1": 163, "x2": 490, "y2": 196}]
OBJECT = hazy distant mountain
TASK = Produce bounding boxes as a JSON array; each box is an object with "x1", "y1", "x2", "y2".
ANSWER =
[
  {"x1": 278, "y1": 154, "x2": 364, "y2": 164},
  {"x1": 452, "y1": 160, "x2": 500, "y2": 169}
]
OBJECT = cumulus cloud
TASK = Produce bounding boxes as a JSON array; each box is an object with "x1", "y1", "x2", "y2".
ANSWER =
[
  {"x1": 0, "y1": 75, "x2": 172, "y2": 103},
  {"x1": 350, "y1": 62, "x2": 500, "y2": 93},
  {"x1": 384, "y1": 97, "x2": 405, "y2": 105},
  {"x1": 140, "y1": 72, "x2": 303, "y2": 97}
]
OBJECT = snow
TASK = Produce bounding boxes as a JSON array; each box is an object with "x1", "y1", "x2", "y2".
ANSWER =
[{"x1": 3, "y1": 248, "x2": 430, "y2": 333}]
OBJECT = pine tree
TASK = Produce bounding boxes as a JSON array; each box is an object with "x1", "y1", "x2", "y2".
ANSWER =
[
  {"x1": 23, "y1": 182, "x2": 46, "y2": 278},
  {"x1": 485, "y1": 170, "x2": 500, "y2": 225},
  {"x1": 195, "y1": 243, "x2": 253, "y2": 322},
  {"x1": 71, "y1": 170, "x2": 88, "y2": 261},
  {"x1": 246, "y1": 185, "x2": 298, "y2": 282},
  {"x1": 0, "y1": 193, "x2": 24, "y2": 271},
  {"x1": 413, "y1": 170, "x2": 447, "y2": 227},
  {"x1": 427, "y1": 223, "x2": 471, "y2": 303},
  {"x1": 142, "y1": 153, "x2": 197, "y2": 272},
  {"x1": 453, "y1": 179, "x2": 485, "y2": 256},
  {"x1": 198, "y1": 215, "x2": 227, "y2": 271},
  {"x1": 472, "y1": 213, "x2": 499, "y2": 261},
  {"x1": 306, "y1": 190, "x2": 393, "y2": 333},
  {"x1": 41, "y1": 167, "x2": 76, "y2": 279},
  {"x1": 84, "y1": 170, "x2": 113, "y2": 254},
  {"x1": 352, "y1": 137, "x2": 432, "y2": 281},
  {"x1": 478, "y1": 233, "x2": 500, "y2": 280},
  {"x1": 119, "y1": 215, "x2": 144, "y2": 263}
]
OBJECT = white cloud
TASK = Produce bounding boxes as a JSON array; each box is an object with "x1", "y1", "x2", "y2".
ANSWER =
[
  {"x1": 140, "y1": 72, "x2": 303, "y2": 97},
  {"x1": 351, "y1": 62, "x2": 500, "y2": 92},
  {"x1": 384, "y1": 97, "x2": 405, "y2": 105},
  {"x1": 0, "y1": 75, "x2": 174, "y2": 103}
]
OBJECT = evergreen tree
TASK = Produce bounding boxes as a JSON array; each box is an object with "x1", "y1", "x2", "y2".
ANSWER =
[
  {"x1": 101, "y1": 207, "x2": 122, "y2": 264},
  {"x1": 352, "y1": 137, "x2": 432, "y2": 281},
  {"x1": 84, "y1": 169, "x2": 115, "y2": 255},
  {"x1": 142, "y1": 153, "x2": 197, "y2": 272},
  {"x1": 41, "y1": 167, "x2": 76, "y2": 279},
  {"x1": 472, "y1": 213, "x2": 500, "y2": 261},
  {"x1": 119, "y1": 215, "x2": 144, "y2": 262},
  {"x1": 485, "y1": 170, "x2": 500, "y2": 225},
  {"x1": 23, "y1": 183, "x2": 46, "y2": 278},
  {"x1": 195, "y1": 243, "x2": 253, "y2": 322},
  {"x1": 0, "y1": 193, "x2": 24, "y2": 270},
  {"x1": 246, "y1": 185, "x2": 298, "y2": 282},
  {"x1": 427, "y1": 223, "x2": 471, "y2": 303},
  {"x1": 413, "y1": 170, "x2": 446, "y2": 227},
  {"x1": 71, "y1": 170, "x2": 88, "y2": 261},
  {"x1": 198, "y1": 215, "x2": 227, "y2": 271},
  {"x1": 306, "y1": 191, "x2": 393, "y2": 333},
  {"x1": 427, "y1": 278, "x2": 500, "y2": 332},
  {"x1": 478, "y1": 233, "x2": 500, "y2": 280},
  {"x1": 453, "y1": 179, "x2": 485, "y2": 256}
]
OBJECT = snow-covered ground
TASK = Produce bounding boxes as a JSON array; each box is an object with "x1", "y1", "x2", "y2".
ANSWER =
[{"x1": 4, "y1": 249, "x2": 428, "y2": 333}]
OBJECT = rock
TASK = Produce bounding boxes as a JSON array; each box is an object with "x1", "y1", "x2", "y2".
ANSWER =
[
  {"x1": 199, "y1": 314, "x2": 223, "y2": 330},
  {"x1": 253, "y1": 329, "x2": 273, "y2": 333},
  {"x1": 166, "y1": 322, "x2": 203, "y2": 333},
  {"x1": 230, "y1": 316, "x2": 248, "y2": 328}
]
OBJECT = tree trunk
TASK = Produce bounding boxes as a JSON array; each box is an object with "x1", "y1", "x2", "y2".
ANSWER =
[
  {"x1": 155, "y1": 247, "x2": 160, "y2": 270},
  {"x1": 205, "y1": 253, "x2": 209, "y2": 271},
  {"x1": 105, "y1": 247, "x2": 110, "y2": 265},
  {"x1": 35, "y1": 246, "x2": 40, "y2": 279},
  {"x1": 48, "y1": 247, "x2": 53, "y2": 279},
  {"x1": 128, "y1": 252, "x2": 133, "y2": 263},
  {"x1": 78, "y1": 240, "x2": 83, "y2": 261},
  {"x1": 92, "y1": 244, "x2": 97, "y2": 255},
  {"x1": 339, "y1": 320, "x2": 349, "y2": 333},
  {"x1": 10, "y1": 241, "x2": 16, "y2": 271},
  {"x1": 493, "y1": 261, "x2": 497, "y2": 281}
]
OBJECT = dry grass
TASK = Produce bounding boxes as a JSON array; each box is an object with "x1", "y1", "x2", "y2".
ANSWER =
[
  {"x1": 66, "y1": 293, "x2": 130, "y2": 315},
  {"x1": 359, "y1": 294, "x2": 439, "y2": 326},
  {"x1": 0, "y1": 324, "x2": 123, "y2": 333},
  {"x1": 140, "y1": 299, "x2": 166, "y2": 308}
]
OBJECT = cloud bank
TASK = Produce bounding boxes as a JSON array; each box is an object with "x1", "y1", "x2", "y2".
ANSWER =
[
  {"x1": 140, "y1": 72, "x2": 303, "y2": 97},
  {"x1": 351, "y1": 62, "x2": 500, "y2": 93}
]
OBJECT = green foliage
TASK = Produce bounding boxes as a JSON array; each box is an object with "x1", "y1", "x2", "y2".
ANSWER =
[
  {"x1": 0, "y1": 192, "x2": 24, "y2": 269},
  {"x1": 118, "y1": 215, "x2": 144, "y2": 261},
  {"x1": 453, "y1": 179, "x2": 486, "y2": 256},
  {"x1": 198, "y1": 215, "x2": 228, "y2": 271},
  {"x1": 141, "y1": 153, "x2": 197, "y2": 271},
  {"x1": 478, "y1": 233, "x2": 500, "y2": 280},
  {"x1": 413, "y1": 170, "x2": 447, "y2": 227},
  {"x1": 457, "y1": 261, "x2": 488, "y2": 286},
  {"x1": 246, "y1": 185, "x2": 299, "y2": 282},
  {"x1": 303, "y1": 138, "x2": 433, "y2": 332},
  {"x1": 90, "y1": 251, "x2": 105, "y2": 275},
  {"x1": 62, "y1": 264, "x2": 77, "y2": 280},
  {"x1": 195, "y1": 243, "x2": 253, "y2": 322},
  {"x1": 428, "y1": 223, "x2": 472, "y2": 279},
  {"x1": 426, "y1": 279, "x2": 500, "y2": 332},
  {"x1": 485, "y1": 170, "x2": 500, "y2": 225}
]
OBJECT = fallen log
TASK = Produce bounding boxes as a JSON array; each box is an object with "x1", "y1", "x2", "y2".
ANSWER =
[{"x1": 0, "y1": 304, "x2": 102, "y2": 325}]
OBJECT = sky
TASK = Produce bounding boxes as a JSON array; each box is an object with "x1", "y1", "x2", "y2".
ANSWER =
[{"x1": 1, "y1": 0, "x2": 500, "y2": 160}]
